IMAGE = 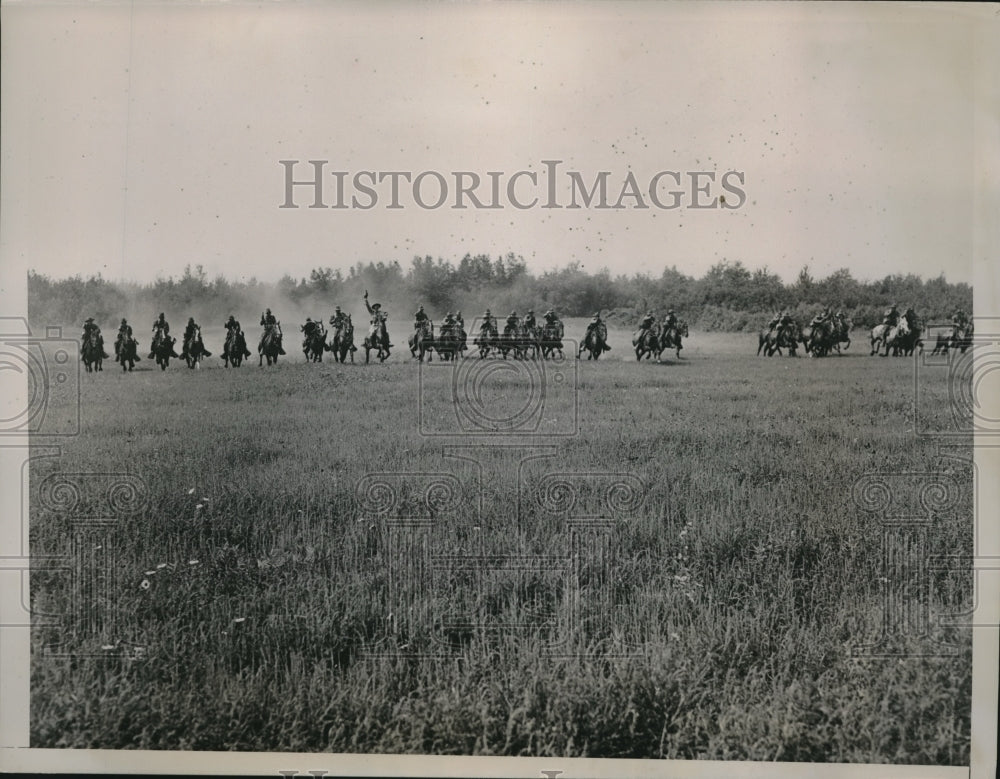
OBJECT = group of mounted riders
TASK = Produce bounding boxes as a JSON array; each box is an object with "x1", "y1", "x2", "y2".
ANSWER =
[
  {"x1": 80, "y1": 313, "x2": 216, "y2": 372},
  {"x1": 756, "y1": 303, "x2": 972, "y2": 358},
  {"x1": 627, "y1": 309, "x2": 689, "y2": 362}
]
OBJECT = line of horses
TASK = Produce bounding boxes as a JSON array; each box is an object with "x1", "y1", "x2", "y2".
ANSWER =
[
  {"x1": 756, "y1": 318, "x2": 973, "y2": 359},
  {"x1": 81, "y1": 326, "x2": 213, "y2": 373},
  {"x1": 629, "y1": 322, "x2": 690, "y2": 362}
]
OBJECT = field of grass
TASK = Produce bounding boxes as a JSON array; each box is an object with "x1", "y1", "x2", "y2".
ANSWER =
[{"x1": 30, "y1": 321, "x2": 973, "y2": 762}]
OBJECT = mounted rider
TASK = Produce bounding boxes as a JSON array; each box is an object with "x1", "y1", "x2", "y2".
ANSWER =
[
  {"x1": 903, "y1": 306, "x2": 918, "y2": 331},
  {"x1": 504, "y1": 311, "x2": 519, "y2": 337},
  {"x1": 364, "y1": 291, "x2": 393, "y2": 350},
  {"x1": 223, "y1": 315, "x2": 252, "y2": 358},
  {"x1": 259, "y1": 308, "x2": 287, "y2": 355},
  {"x1": 329, "y1": 306, "x2": 349, "y2": 329},
  {"x1": 182, "y1": 317, "x2": 200, "y2": 357},
  {"x1": 300, "y1": 316, "x2": 321, "y2": 345},
  {"x1": 831, "y1": 310, "x2": 848, "y2": 339},
  {"x1": 523, "y1": 309, "x2": 537, "y2": 331},
  {"x1": 414, "y1": 305, "x2": 430, "y2": 332},
  {"x1": 150, "y1": 312, "x2": 170, "y2": 357},
  {"x1": 81, "y1": 317, "x2": 110, "y2": 358},
  {"x1": 478, "y1": 309, "x2": 497, "y2": 338},
  {"x1": 440, "y1": 311, "x2": 458, "y2": 337},
  {"x1": 639, "y1": 311, "x2": 656, "y2": 331},
  {"x1": 115, "y1": 318, "x2": 138, "y2": 360},
  {"x1": 542, "y1": 309, "x2": 564, "y2": 338},
  {"x1": 810, "y1": 308, "x2": 832, "y2": 338},
  {"x1": 585, "y1": 311, "x2": 611, "y2": 351},
  {"x1": 883, "y1": 304, "x2": 900, "y2": 328},
  {"x1": 951, "y1": 309, "x2": 969, "y2": 331}
]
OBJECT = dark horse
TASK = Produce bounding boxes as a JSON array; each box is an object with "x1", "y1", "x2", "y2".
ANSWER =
[
  {"x1": 474, "y1": 322, "x2": 499, "y2": 358},
  {"x1": 364, "y1": 317, "x2": 391, "y2": 363},
  {"x1": 656, "y1": 321, "x2": 689, "y2": 361},
  {"x1": 578, "y1": 322, "x2": 609, "y2": 360},
  {"x1": 303, "y1": 324, "x2": 327, "y2": 363},
  {"x1": 632, "y1": 327, "x2": 659, "y2": 361},
  {"x1": 328, "y1": 315, "x2": 356, "y2": 363},
  {"x1": 259, "y1": 324, "x2": 284, "y2": 366},
  {"x1": 81, "y1": 331, "x2": 105, "y2": 372},
  {"x1": 540, "y1": 320, "x2": 565, "y2": 359},
  {"x1": 432, "y1": 325, "x2": 464, "y2": 361},
  {"x1": 222, "y1": 329, "x2": 249, "y2": 368},
  {"x1": 183, "y1": 326, "x2": 211, "y2": 369},
  {"x1": 115, "y1": 334, "x2": 139, "y2": 372},
  {"x1": 409, "y1": 320, "x2": 435, "y2": 362},
  {"x1": 151, "y1": 334, "x2": 180, "y2": 371},
  {"x1": 757, "y1": 322, "x2": 799, "y2": 357}
]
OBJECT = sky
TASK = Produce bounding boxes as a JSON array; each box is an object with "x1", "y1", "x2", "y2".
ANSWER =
[{"x1": 1, "y1": 1, "x2": 997, "y2": 289}]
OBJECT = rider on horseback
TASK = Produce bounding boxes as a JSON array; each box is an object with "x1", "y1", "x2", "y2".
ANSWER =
[
  {"x1": 259, "y1": 308, "x2": 287, "y2": 355},
  {"x1": 504, "y1": 311, "x2": 519, "y2": 336},
  {"x1": 639, "y1": 311, "x2": 656, "y2": 331},
  {"x1": 414, "y1": 305, "x2": 429, "y2": 331},
  {"x1": 116, "y1": 318, "x2": 138, "y2": 360},
  {"x1": 300, "y1": 317, "x2": 321, "y2": 347},
  {"x1": 883, "y1": 304, "x2": 900, "y2": 328},
  {"x1": 523, "y1": 310, "x2": 537, "y2": 331},
  {"x1": 150, "y1": 313, "x2": 170, "y2": 357},
  {"x1": 364, "y1": 291, "x2": 393, "y2": 351},
  {"x1": 223, "y1": 315, "x2": 252, "y2": 358},
  {"x1": 182, "y1": 317, "x2": 197, "y2": 356},
  {"x1": 903, "y1": 307, "x2": 918, "y2": 330},
  {"x1": 585, "y1": 312, "x2": 611, "y2": 351},
  {"x1": 81, "y1": 317, "x2": 110, "y2": 358},
  {"x1": 663, "y1": 309, "x2": 677, "y2": 330}
]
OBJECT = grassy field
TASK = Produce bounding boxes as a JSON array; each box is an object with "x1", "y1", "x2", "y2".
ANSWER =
[{"x1": 30, "y1": 321, "x2": 973, "y2": 762}]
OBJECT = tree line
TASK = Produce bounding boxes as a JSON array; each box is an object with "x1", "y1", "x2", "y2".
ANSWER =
[{"x1": 28, "y1": 254, "x2": 972, "y2": 332}]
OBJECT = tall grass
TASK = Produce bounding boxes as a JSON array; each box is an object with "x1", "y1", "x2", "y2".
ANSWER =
[{"x1": 30, "y1": 325, "x2": 972, "y2": 761}]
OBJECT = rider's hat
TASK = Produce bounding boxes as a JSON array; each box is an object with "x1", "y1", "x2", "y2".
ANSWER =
[
  {"x1": 667, "y1": 309, "x2": 674, "y2": 314},
  {"x1": 188, "y1": 317, "x2": 194, "y2": 323},
  {"x1": 510, "y1": 311, "x2": 517, "y2": 316},
  {"x1": 121, "y1": 318, "x2": 127, "y2": 324},
  {"x1": 85, "y1": 317, "x2": 94, "y2": 323},
  {"x1": 306, "y1": 317, "x2": 312, "y2": 322}
]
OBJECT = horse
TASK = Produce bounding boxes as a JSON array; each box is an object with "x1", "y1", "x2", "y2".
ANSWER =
[
  {"x1": 498, "y1": 323, "x2": 526, "y2": 360},
  {"x1": 364, "y1": 317, "x2": 391, "y2": 363},
  {"x1": 328, "y1": 315, "x2": 356, "y2": 363},
  {"x1": 539, "y1": 321, "x2": 564, "y2": 359},
  {"x1": 803, "y1": 321, "x2": 836, "y2": 357},
  {"x1": 409, "y1": 320, "x2": 435, "y2": 362},
  {"x1": 656, "y1": 321, "x2": 689, "y2": 360},
  {"x1": 632, "y1": 327, "x2": 659, "y2": 361},
  {"x1": 222, "y1": 329, "x2": 248, "y2": 367},
  {"x1": 303, "y1": 325, "x2": 327, "y2": 363},
  {"x1": 259, "y1": 324, "x2": 284, "y2": 366},
  {"x1": 81, "y1": 331, "x2": 105, "y2": 373},
  {"x1": 432, "y1": 325, "x2": 464, "y2": 362},
  {"x1": 578, "y1": 322, "x2": 609, "y2": 360},
  {"x1": 183, "y1": 326, "x2": 211, "y2": 369},
  {"x1": 151, "y1": 334, "x2": 180, "y2": 370},
  {"x1": 872, "y1": 318, "x2": 919, "y2": 357},
  {"x1": 474, "y1": 324, "x2": 499, "y2": 358},
  {"x1": 115, "y1": 334, "x2": 139, "y2": 372}
]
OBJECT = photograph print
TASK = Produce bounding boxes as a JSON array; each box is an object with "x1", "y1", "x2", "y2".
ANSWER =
[{"x1": 2, "y1": 2, "x2": 997, "y2": 777}]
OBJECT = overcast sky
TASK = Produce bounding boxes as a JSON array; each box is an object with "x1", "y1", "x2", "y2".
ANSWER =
[{"x1": 2, "y1": 1, "x2": 996, "y2": 288}]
